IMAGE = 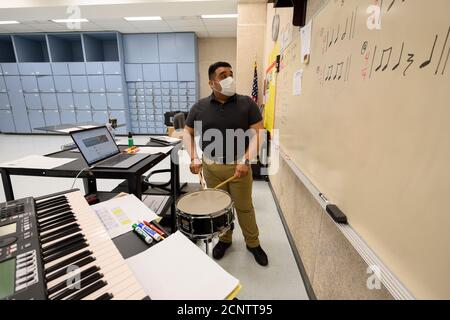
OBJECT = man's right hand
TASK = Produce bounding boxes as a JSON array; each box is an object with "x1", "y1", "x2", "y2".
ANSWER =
[{"x1": 189, "y1": 158, "x2": 202, "y2": 174}]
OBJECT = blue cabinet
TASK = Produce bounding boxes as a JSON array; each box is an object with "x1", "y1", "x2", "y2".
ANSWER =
[
  {"x1": 71, "y1": 76, "x2": 89, "y2": 93},
  {"x1": 21, "y1": 76, "x2": 39, "y2": 93},
  {"x1": 40, "y1": 93, "x2": 58, "y2": 109},
  {"x1": 1, "y1": 64, "x2": 19, "y2": 76},
  {"x1": 43, "y1": 110, "x2": 60, "y2": 126},
  {"x1": 19, "y1": 63, "x2": 52, "y2": 76},
  {"x1": 0, "y1": 110, "x2": 15, "y2": 132},
  {"x1": 0, "y1": 77, "x2": 6, "y2": 93},
  {"x1": 125, "y1": 64, "x2": 143, "y2": 81},
  {"x1": 56, "y1": 93, "x2": 74, "y2": 109},
  {"x1": 177, "y1": 63, "x2": 196, "y2": 81},
  {"x1": 11, "y1": 100, "x2": 31, "y2": 133},
  {"x1": 160, "y1": 64, "x2": 178, "y2": 81},
  {"x1": 123, "y1": 34, "x2": 159, "y2": 63},
  {"x1": 176, "y1": 33, "x2": 196, "y2": 63},
  {"x1": 73, "y1": 93, "x2": 91, "y2": 110},
  {"x1": 93, "y1": 110, "x2": 108, "y2": 124},
  {"x1": 103, "y1": 62, "x2": 121, "y2": 75},
  {"x1": 0, "y1": 93, "x2": 10, "y2": 109},
  {"x1": 87, "y1": 76, "x2": 106, "y2": 92},
  {"x1": 158, "y1": 34, "x2": 177, "y2": 63},
  {"x1": 51, "y1": 63, "x2": 69, "y2": 75},
  {"x1": 86, "y1": 62, "x2": 103, "y2": 75},
  {"x1": 104, "y1": 75, "x2": 123, "y2": 92},
  {"x1": 54, "y1": 76, "x2": 72, "y2": 92},
  {"x1": 27, "y1": 110, "x2": 46, "y2": 132},
  {"x1": 143, "y1": 64, "x2": 161, "y2": 81},
  {"x1": 34, "y1": 63, "x2": 52, "y2": 75},
  {"x1": 60, "y1": 110, "x2": 76, "y2": 124},
  {"x1": 37, "y1": 76, "x2": 55, "y2": 92},
  {"x1": 107, "y1": 93, "x2": 125, "y2": 109},
  {"x1": 90, "y1": 93, "x2": 107, "y2": 110},
  {"x1": 68, "y1": 63, "x2": 86, "y2": 75},
  {"x1": 24, "y1": 93, "x2": 42, "y2": 109},
  {"x1": 76, "y1": 110, "x2": 93, "y2": 123},
  {"x1": 109, "y1": 110, "x2": 126, "y2": 134}
]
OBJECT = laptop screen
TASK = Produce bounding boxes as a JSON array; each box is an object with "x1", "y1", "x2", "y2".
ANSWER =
[{"x1": 70, "y1": 126, "x2": 120, "y2": 165}]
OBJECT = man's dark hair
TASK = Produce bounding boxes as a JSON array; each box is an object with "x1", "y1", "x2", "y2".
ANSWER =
[{"x1": 208, "y1": 61, "x2": 232, "y2": 80}]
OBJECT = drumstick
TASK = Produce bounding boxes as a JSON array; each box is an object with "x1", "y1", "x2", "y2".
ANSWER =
[
  {"x1": 198, "y1": 171, "x2": 206, "y2": 190},
  {"x1": 214, "y1": 175, "x2": 236, "y2": 190}
]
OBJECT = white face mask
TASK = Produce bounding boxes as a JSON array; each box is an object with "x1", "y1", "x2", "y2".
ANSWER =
[{"x1": 213, "y1": 76, "x2": 236, "y2": 97}]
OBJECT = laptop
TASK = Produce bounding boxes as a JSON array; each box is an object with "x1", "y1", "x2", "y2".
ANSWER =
[{"x1": 70, "y1": 126, "x2": 150, "y2": 169}]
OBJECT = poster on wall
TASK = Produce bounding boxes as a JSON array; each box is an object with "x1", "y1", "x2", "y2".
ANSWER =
[{"x1": 263, "y1": 43, "x2": 280, "y2": 134}]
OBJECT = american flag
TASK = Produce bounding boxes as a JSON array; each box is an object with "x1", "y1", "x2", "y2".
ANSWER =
[{"x1": 251, "y1": 61, "x2": 258, "y2": 104}]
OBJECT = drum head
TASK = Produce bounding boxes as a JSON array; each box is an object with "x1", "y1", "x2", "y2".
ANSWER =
[{"x1": 176, "y1": 189, "x2": 232, "y2": 215}]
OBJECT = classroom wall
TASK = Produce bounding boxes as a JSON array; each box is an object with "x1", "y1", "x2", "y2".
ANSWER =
[
  {"x1": 264, "y1": 1, "x2": 394, "y2": 300},
  {"x1": 235, "y1": 2, "x2": 266, "y2": 104},
  {"x1": 198, "y1": 38, "x2": 237, "y2": 99}
]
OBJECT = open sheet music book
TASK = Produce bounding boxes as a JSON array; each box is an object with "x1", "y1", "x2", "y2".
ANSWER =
[{"x1": 126, "y1": 231, "x2": 241, "y2": 300}]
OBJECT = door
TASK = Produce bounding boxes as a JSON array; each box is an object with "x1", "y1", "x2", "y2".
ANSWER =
[
  {"x1": 143, "y1": 64, "x2": 161, "y2": 81},
  {"x1": 28, "y1": 109, "x2": 46, "y2": 132},
  {"x1": 109, "y1": 110, "x2": 126, "y2": 134},
  {"x1": 57, "y1": 93, "x2": 75, "y2": 109},
  {"x1": 124, "y1": 64, "x2": 143, "y2": 81},
  {"x1": 1, "y1": 63, "x2": 19, "y2": 76},
  {"x1": 0, "y1": 110, "x2": 15, "y2": 132},
  {"x1": 76, "y1": 110, "x2": 93, "y2": 123},
  {"x1": 60, "y1": 110, "x2": 76, "y2": 124},
  {"x1": 54, "y1": 76, "x2": 72, "y2": 93},
  {"x1": 24, "y1": 93, "x2": 42, "y2": 109},
  {"x1": 92, "y1": 110, "x2": 108, "y2": 124},
  {"x1": 21, "y1": 76, "x2": 39, "y2": 93},
  {"x1": 88, "y1": 76, "x2": 106, "y2": 93},
  {"x1": 0, "y1": 77, "x2": 6, "y2": 93},
  {"x1": 40, "y1": 93, "x2": 58, "y2": 110},
  {"x1": 0, "y1": 93, "x2": 10, "y2": 109},
  {"x1": 86, "y1": 62, "x2": 103, "y2": 75},
  {"x1": 43, "y1": 110, "x2": 61, "y2": 126},
  {"x1": 103, "y1": 62, "x2": 121, "y2": 75},
  {"x1": 73, "y1": 93, "x2": 91, "y2": 110},
  {"x1": 90, "y1": 93, "x2": 107, "y2": 110},
  {"x1": 51, "y1": 63, "x2": 69, "y2": 75},
  {"x1": 68, "y1": 62, "x2": 86, "y2": 75},
  {"x1": 104, "y1": 75, "x2": 123, "y2": 92},
  {"x1": 37, "y1": 76, "x2": 55, "y2": 92},
  {"x1": 107, "y1": 93, "x2": 125, "y2": 110},
  {"x1": 71, "y1": 76, "x2": 89, "y2": 93},
  {"x1": 160, "y1": 64, "x2": 178, "y2": 81}
]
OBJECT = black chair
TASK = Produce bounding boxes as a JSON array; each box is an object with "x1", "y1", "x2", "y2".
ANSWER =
[{"x1": 143, "y1": 112, "x2": 188, "y2": 194}]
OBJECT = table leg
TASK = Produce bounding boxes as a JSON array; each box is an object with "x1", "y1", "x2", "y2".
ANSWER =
[
  {"x1": 170, "y1": 157, "x2": 177, "y2": 233},
  {"x1": 83, "y1": 176, "x2": 97, "y2": 195},
  {"x1": 1, "y1": 169, "x2": 14, "y2": 201},
  {"x1": 128, "y1": 174, "x2": 142, "y2": 200}
]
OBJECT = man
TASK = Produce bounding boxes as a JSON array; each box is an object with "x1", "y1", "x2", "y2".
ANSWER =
[{"x1": 183, "y1": 61, "x2": 268, "y2": 266}]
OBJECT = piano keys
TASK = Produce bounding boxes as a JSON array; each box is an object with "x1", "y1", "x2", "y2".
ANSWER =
[{"x1": 0, "y1": 189, "x2": 148, "y2": 300}]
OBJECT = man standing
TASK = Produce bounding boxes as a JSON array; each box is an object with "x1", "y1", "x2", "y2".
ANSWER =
[{"x1": 183, "y1": 61, "x2": 268, "y2": 266}]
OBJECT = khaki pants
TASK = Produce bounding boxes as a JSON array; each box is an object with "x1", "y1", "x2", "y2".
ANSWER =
[{"x1": 202, "y1": 160, "x2": 260, "y2": 248}]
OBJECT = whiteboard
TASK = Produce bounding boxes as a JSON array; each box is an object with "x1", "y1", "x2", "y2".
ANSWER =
[{"x1": 275, "y1": 0, "x2": 450, "y2": 299}]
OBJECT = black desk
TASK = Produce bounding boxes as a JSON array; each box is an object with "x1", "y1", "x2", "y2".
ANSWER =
[{"x1": 0, "y1": 142, "x2": 183, "y2": 232}]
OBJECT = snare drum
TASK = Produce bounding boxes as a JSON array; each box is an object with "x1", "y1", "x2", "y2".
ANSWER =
[{"x1": 176, "y1": 189, "x2": 235, "y2": 239}]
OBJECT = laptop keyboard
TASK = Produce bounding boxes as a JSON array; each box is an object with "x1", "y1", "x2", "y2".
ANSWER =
[{"x1": 99, "y1": 153, "x2": 132, "y2": 166}]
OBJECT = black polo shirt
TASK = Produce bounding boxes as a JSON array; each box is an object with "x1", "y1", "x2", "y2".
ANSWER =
[{"x1": 186, "y1": 93, "x2": 263, "y2": 162}]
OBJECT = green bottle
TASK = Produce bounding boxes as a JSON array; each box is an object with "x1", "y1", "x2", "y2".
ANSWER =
[{"x1": 128, "y1": 132, "x2": 134, "y2": 147}]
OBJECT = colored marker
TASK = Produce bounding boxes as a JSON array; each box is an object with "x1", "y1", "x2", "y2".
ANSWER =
[
  {"x1": 143, "y1": 220, "x2": 166, "y2": 238},
  {"x1": 132, "y1": 223, "x2": 153, "y2": 244},
  {"x1": 149, "y1": 220, "x2": 169, "y2": 237},
  {"x1": 138, "y1": 222, "x2": 162, "y2": 241}
]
